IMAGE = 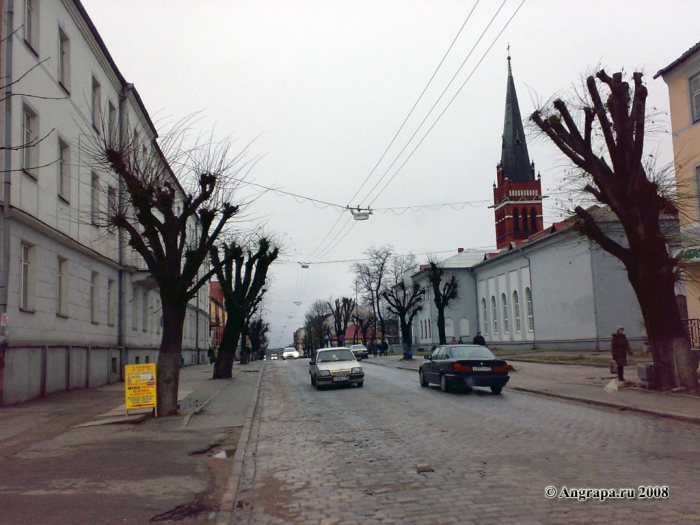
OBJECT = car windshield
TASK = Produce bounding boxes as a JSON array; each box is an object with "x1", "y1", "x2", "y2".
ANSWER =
[
  {"x1": 317, "y1": 349, "x2": 355, "y2": 362},
  {"x1": 450, "y1": 346, "x2": 496, "y2": 360}
]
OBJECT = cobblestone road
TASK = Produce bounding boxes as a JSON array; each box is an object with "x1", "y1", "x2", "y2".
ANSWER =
[{"x1": 233, "y1": 359, "x2": 700, "y2": 524}]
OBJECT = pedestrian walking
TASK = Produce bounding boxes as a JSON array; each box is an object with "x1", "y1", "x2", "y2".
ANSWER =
[
  {"x1": 381, "y1": 340, "x2": 388, "y2": 356},
  {"x1": 373, "y1": 343, "x2": 378, "y2": 357},
  {"x1": 458, "y1": 337, "x2": 464, "y2": 344},
  {"x1": 611, "y1": 326, "x2": 633, "y2": 381},
  {"x1": 472, "y1": 332, "x2": 486, "y2": 346}
]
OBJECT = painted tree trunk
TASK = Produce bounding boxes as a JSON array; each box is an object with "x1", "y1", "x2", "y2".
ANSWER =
[
  {"x1": 157, "y1": 302, "x2": 186, "y2": 416},
  {"x1": 399, "y1": 316, "x2": 411, "y2": 350}
]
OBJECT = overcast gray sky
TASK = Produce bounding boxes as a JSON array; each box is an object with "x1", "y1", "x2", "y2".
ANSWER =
[{"x1": 82, "y1": 0, "x2": 699, "y2": 347}]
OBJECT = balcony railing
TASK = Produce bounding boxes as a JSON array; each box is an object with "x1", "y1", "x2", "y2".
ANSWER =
[{"x1": 682, "y1": 318, "x2": 700, "y2": 349}]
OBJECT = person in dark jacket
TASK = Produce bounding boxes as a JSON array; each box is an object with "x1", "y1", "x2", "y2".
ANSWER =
[
  {"x1": 472, "y1": 332, "x2": 486, "y2": 346},
  {"x1": 611, "y1": 326, "x2": 633, "y2": 381}
]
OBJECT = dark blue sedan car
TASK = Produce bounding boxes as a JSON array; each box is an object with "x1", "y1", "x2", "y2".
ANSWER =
[{"x1": 419, "y1": 344, "x2": 510, "y2": 394}]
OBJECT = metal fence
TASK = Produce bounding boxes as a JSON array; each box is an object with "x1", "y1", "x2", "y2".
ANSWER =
[{"x1": 682, "y1": 318, "x2": 700, "y2": 349}]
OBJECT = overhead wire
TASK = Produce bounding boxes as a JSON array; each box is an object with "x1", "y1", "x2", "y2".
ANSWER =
[
  {"x1": 368, "y1": 0, "x2": 526, "y2": 207},
  {"x1": 345, "y1": 0, "x2": 482, "y2": 208},
  {"x1": 358, "y1": 0, "x2": 510, "y2": 207}
]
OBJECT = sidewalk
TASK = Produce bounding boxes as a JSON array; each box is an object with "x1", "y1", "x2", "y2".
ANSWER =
[
  {"x1": 362, "y1": 353, "x2": 700, "y2": 423},
  {"x1": 0, "y1": 360, "x2": 264, "y2": 525}
]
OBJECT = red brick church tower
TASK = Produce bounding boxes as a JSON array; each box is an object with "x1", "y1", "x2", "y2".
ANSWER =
[{"x1": 493, "y1": 54, "x2": 543, "y2": 249}]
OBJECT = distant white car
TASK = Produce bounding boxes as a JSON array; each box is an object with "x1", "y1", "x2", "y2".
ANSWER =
[
  {"x1": 282, "y1": 347, "x2": 300, "y2": 359},
  {"x1": 270, "y1": 354, "x2": 278, "y2": 360}
]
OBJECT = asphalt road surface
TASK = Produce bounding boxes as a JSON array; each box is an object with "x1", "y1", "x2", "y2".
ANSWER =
[{"x1": 233, "y1": 358, "x2": 700, "y2": 524}]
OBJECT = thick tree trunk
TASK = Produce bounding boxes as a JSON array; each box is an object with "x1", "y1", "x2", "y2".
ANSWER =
[
  {"x1": 399, "y1": 316, "x2": 411, "y2": 350},
  {"x1": 436, "y1": 308, "x2": 446, "y2": 345},
  {"x1": 213, "y1": 312, "x2": 244, "y2": 379},
  {"x1": 157, "y1": 302, "x2": 186, "y2": 416},
  {"x1": 631, "y1": 256, "x2": 696, "y2": 390}
]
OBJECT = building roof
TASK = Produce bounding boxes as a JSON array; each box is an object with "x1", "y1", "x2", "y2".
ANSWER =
[
  {"x1": 654, "y1": 41, "x2": 700, "y2": 79},
  {"x1": 500, "y1": 55, "x2": 533, "y2": 182}
]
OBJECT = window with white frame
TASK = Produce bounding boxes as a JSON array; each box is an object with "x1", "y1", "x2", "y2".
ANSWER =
[
  {"x1": 24, "y1": 0, "x2": 38, "y2": 51},
  {"x1": 91, "y1": 172, "x2": 100, "y2": 224},
  {"x1": 57, "y1": 257, "x2": 67, "y2": 316},
  {"x1": 107, "y1": 279, "x2": 115, "y2": 326},
  {"x1": 107, "y1": 186, "x2": 116, "y2": 231},
  {"x1": 58, "y1": 28, "x2": 70, "y2": 91},
  {"x1": 501, "y1": 293, "x2": 509, "y2": 334},
  {"x1": 482, "y1": 297, "x2": 488, "y2": 334},
  {"x1": 526, "y1": 287, "x2": 534, "y2": 332},
  {"x1": 142, "y1": 290, "x2": 149, "y2": 332},
  {"x1": 108, "y1": 102, "x2": 116, "y2": 142},
  {"x1": 491, "y1": 296, "x2": 498, "y2": 334},
  {"x1": 132, "y1": 285, "x2": 138, "y2": 330},
  {"x1": 90, "y1": 271, "x2": 99, "y2": 324},
  {"x1": 58, "y1": 138, "x2": 69, "y2": 200},
  {"x1": 20, "y1": 243, "x2": 34, "y2": 311},
  {"x1": 691, "y1": 73, "x2": 700, "y2": 123},
  {"x1": 156, "y1": 299, "x2": 162, "y2": 334},
  {"x1": 22, "y1": 105, "x2": 38, "y2": 176},
  {"x1": 91, "y1": 76, "x2": 101, "y2": 130},
  {"x1": 513, "y1": 291, "x2": 521, "y2": 332}
]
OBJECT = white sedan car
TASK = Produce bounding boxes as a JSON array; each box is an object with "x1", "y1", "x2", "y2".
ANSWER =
[
  {"x1": 309, "y1": 347, "x2": 364, "y2": 389},
  {"x1": 282, "y1": 347, "x2": 300, "y2": 359}
]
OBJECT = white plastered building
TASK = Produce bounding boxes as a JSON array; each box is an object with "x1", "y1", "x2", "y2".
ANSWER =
[{"x1": 0, "y1": 0, "x2": 210, "y2": 405}]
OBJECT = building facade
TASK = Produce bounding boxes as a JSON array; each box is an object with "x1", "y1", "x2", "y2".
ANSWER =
[
  {"x1": 0, "y1": 0, "x2": 209, "y2": 405},
  {"x1": 656, "y1": 42, "x2": 700, "y2": 321}
]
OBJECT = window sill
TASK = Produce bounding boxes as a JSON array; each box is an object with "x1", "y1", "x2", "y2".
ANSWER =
[
  {"x1": 56, "y1": 313, "x2": 69, "y2": 319},
  {"x1": 91, "y1": 321, "x2": 99, "y2": 326},
  {"x1": 19, "y1": 307, "x2": 36, "y2": 314},
  {"x1": 22, "y1": 169, "x2": 37, "y2": 181},
  {"x1": 59, "y1": 81, "x2": 70, "y2": 96},
  {"x1": 58, "y1": 194, "x2": 70, "y2": 205}
]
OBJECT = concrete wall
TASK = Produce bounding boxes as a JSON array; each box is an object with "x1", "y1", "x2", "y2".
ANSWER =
[{"x1": 2, "y1": 344, "x2": 210, "y2": 406}]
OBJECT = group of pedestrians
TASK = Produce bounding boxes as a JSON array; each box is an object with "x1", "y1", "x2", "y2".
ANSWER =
[{"x1": 370, "y1": 340, "x2": 389, "y2": 357}]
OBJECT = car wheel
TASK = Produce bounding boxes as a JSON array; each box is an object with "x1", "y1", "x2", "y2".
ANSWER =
[
  {"x1": 440, "y1": 374, "x2": 450, "y2": 393},
  {"x1": 419, "y1": 369, "x2": 428, "y2": 387},
  {"x1": 356, "y1": 381, "x2": 364, "y2": 388},
  {"x1": 490, "y1": 385, "x2": 503, "y2": 394}
]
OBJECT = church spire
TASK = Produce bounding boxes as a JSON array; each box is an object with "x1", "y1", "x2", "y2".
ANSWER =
[{"x1": 500, "y1": 52, "x2": 533, "y2": 182}]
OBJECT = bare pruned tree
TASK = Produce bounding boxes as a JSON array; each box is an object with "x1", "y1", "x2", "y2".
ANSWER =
[
  {"x1": 382, "y1": 252, "x2": 422, "y2": 353},
  {"x1": 426, "y1": 258, "x2": 459, "y2": 345},
  {"x1": 353, "y1": 245, "x2": 393, "y2": 344},
  {"x1": 210, "y1": 234, "x2": 279, "y2": 378},
  {"x1": 531, "y1": 70, "x2": 696, "y2": 391},
  {"x1": 328, "y1": 297, "x2": 355, "y2": 346},
  {"x1": 88, "y1": 118, "x2": 253, "y2": 415}
]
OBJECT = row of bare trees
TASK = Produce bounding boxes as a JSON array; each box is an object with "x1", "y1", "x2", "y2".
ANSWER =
[{"x1": 89, "y1": 118, "x2": 279, "y2": 415}]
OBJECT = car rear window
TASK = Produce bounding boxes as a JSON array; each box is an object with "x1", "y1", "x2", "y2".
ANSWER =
[{"x1": 450, "y1": 346, "x2": 496, "y2": 360}]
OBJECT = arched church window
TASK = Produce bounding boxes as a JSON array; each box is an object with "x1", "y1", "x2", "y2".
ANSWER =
[
  {"x1": 513, "y1": 209, "x2": 520, "y2": 232},
  {"x1": 530, "y1": 208, "x2": 537, "y2": 231}
]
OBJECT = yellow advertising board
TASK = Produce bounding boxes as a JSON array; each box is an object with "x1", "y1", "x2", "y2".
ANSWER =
[{"x1": 125, "y1": 363, "x2": 157, "y2": 415}]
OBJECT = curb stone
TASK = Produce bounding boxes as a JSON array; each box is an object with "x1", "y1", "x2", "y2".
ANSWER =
[{"x1": 215, "y1": 362, "x2": 265, "y2": 525}]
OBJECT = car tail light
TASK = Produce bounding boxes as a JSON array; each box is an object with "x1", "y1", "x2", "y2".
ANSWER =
[
  {"x1": 493, "y1": 364, "x2": 509, "y2": 373},
  {"x1": 453, "y1": 363, "x2": 471, "y2": 372}
]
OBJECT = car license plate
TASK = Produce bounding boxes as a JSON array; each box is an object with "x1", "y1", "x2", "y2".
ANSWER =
[
  {"x1": 472, "y1": 366, "x2": 491, "y2": 371},
  {"x1": 333, "y1": 375, "x2": 349, "y2": 382}
]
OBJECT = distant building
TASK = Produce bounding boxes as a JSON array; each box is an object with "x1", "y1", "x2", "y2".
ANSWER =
[
  {"x1": 408, "y1": 55, "x2": 660, "y2": 352},
  {"x1": 209, "y1": 281, "x2": 226, "y2": 349}
]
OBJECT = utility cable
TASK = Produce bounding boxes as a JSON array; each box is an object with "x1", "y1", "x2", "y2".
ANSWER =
[
  {"x1": 361, "y1": 0, "x2": 511, "y2": 207},
  {"x1": 345, "y1": 0, "x2": 482, "y2": 208},
  {"x1": 369, "y1": 0, "x2": 526, "y2": 207}
]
